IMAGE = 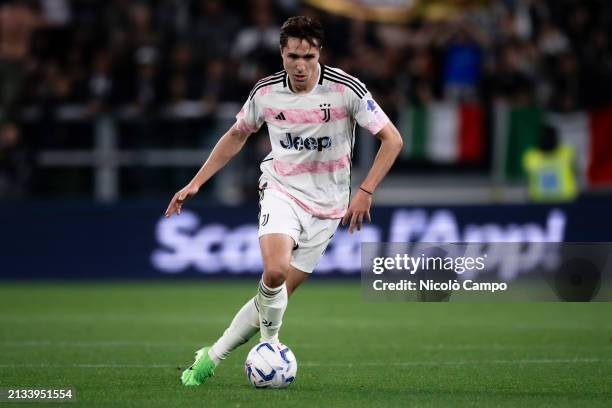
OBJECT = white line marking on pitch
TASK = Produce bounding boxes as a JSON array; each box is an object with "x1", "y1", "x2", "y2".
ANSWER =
[
  {"x1": 0, "y1": 340, "x2": 610, "y2": 351},
  {"x1": 0, "y1": 340, "x2": 200, "y2": 347},
  {"x1": 0, "y1": 358, "x2": 611, "y2": 369},
  {"x1": 0, "y1": 316, "x2": 231, "y2": 324},
  {"x1": 301, "y1": 358, "x2": 612, "y2": 367},
  {"x1": 0, "y1": 316, "x2": 608, "y2": 330}
]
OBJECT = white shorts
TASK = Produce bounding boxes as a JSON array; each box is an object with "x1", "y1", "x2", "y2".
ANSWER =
[{"x1": 258, "y1": 188, "x2": 341, "y2": 273}]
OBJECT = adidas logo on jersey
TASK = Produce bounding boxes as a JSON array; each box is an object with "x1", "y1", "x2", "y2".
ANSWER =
[{"x1": 275, "y1": 112, "x2": 286, "y2": 120}]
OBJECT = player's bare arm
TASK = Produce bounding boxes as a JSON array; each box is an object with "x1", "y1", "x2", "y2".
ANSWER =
[
  {"x1": 342, "y1": 122, "x2": 403, "y2": 233},
  {"x1": 165, "y1": 124, "x2": 252, "y2": 217}
]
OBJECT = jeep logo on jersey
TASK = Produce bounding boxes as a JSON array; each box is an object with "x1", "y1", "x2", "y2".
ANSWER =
[
  {"x1": 280, "y1": 133, "x2": 332, "y2": 151},
  {"x1": 320, "y1": 103, "x2": 331, "y2": 122}
]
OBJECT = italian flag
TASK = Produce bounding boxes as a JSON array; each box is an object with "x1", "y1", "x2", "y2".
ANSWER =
[
  {"x1": 492, "y1": 103, "x2": 542, "y2": 180},
  {"x1": 494, "y1": 103, "x2": 612, "y2": 186},
  {"x1": 399, "y1": 102, "x2": 484, "y2": 163}
]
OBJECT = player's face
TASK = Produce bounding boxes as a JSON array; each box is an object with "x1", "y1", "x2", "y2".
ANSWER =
[{"x1": 280, "y1": 37, "x2": 320, "y2": 91}]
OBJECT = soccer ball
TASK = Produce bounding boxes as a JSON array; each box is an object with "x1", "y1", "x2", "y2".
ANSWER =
[{"x1": 244, "y1": 342, "x2": 297, "y2": 388}]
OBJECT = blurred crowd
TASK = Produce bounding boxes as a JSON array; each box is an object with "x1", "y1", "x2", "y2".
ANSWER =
[
  {"x1": 1, "y1": 0, "x2": 611, "y2": 198},
  {"x1": 1, "y1": 0, "x2": 611, "y2": 120}
]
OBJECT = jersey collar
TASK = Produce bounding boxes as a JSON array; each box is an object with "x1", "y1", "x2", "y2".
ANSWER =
[{"x1": 285, "y1": 64, "x2": 322, "y2": 94}]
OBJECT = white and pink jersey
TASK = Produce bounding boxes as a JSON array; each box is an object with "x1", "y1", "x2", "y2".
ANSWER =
[{"x1": 235, "y1": 64, "x2": 390, "y2": 219}]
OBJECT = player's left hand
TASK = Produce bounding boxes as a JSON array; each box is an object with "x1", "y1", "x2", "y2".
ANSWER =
[{"x1": 342, "y1": 189, "x2": 372, "y2": 233}]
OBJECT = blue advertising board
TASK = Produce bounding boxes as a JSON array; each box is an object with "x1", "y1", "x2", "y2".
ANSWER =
[{"x1": 0, "y1": 198, "x2": 611, "y2": 279}]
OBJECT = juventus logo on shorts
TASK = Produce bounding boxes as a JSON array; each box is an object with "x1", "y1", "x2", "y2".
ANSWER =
[
  {"x1": 260, "y1": 213, "x2": 269, "y2": 226},
  {"x1": 320, "y1": 103, "x2": 331, "y2": 122}
]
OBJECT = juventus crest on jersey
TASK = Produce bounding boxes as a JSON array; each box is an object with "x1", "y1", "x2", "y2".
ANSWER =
[{"x1": 235, "y1": 64, "x2": 389, "y2": 219}]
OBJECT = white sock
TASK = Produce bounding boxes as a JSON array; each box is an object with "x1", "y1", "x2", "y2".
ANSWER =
[
  {"x1": 257, "y1": 279, "x2": 288, "y2": 343},
  {"x1": 209, "y1": 296, "x2": 260, "y2": 365}
]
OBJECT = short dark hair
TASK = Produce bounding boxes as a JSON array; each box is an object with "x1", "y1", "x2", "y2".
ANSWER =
[{"x1": 280, "y1": 16, "x2": 324, "y2": 49}]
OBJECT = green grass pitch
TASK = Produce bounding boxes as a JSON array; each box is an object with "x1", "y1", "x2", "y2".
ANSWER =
[{"x1": 0, "y1": 281, "x2": 611, "y2": 407}]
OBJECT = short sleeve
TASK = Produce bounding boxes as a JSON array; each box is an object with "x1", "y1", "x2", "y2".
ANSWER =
[
  {"x1": 350, "y1": 91, "x2": 390, "y2": 135},
  {"x1": 235, "y1": 96, "x2": 264, "y2": 134}
]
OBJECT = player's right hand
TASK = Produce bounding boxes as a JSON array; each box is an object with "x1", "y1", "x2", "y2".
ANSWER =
[{"x1": 165, "y1": 183, "x2": 199, "y2": 217}]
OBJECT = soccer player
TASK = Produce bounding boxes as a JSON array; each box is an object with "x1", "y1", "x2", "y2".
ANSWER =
[{"x1": 165, "y1": 16, "x2": 403, "y2": 386}]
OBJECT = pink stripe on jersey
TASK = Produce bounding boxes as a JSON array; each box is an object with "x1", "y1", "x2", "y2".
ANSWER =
[
  {"x1": 273, "y1": 154, "x2": 351, "y2": 177},
  {"x1": 289, "y1": 194, "x2": 346, "y2": 219},
  {"x1": 235, "y1": 107, "x2": 257, "y2": 133},
  {"x1": 263, "y1": 107, "x2": 349, "y2": 124},
  {"x1": 330, "y1": 83, "x2": 346, "y2": 93},
  {"x1": 264, "y1": 183, "x2": 347, "y2": 219},
  {"x1": 364, "y1": 111, "x2": 390, "y2": 135},
  {"x1": 258, "y1": 85, "x2": 273, "y2": 97}
]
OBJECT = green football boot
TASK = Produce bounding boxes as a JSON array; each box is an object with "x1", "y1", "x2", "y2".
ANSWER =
[{"x1": 181, "y1": 346, "x2": 216, "y2": 386}]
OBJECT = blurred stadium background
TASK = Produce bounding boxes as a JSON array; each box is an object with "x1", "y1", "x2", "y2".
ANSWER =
[
  {"x1": 1, "y1": 0, "x2": 611, "y2": 279},
  {"x1": 1, "y1": 1, "x2": 612, "y2": 406}
]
